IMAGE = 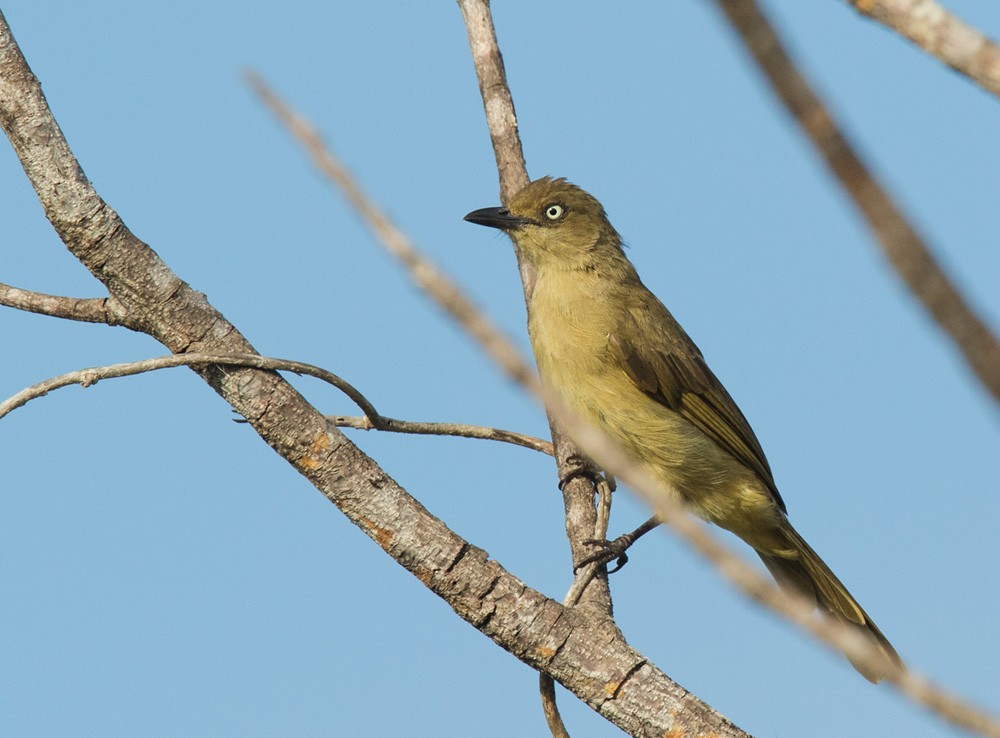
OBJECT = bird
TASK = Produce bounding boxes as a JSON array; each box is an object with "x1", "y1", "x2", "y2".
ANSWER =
[{"x1": 464, "y1": 176, "x2": 901, "y2": 682}]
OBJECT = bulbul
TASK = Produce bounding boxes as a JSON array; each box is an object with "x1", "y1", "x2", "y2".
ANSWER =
[{"x1": 465, "y1": 176, "x2": 901, "y2": 682}]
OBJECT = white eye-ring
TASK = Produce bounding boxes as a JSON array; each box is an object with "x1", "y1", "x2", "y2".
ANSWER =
[{"x1": 544, "y1": 203, "x2": 565, "y2": 221}]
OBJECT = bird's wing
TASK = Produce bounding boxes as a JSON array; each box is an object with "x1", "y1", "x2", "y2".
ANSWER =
[{"x1": 609, "y1": 302, "x2": 785, "y2": 512}]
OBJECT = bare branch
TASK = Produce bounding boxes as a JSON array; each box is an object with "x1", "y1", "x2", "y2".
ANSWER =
[
  {"x1": 0, "y1": 349, "x2": 554, "y2": 454},
  {"x1": 331, "y1": 414, "x2": 553, "y2": 455},
  {"x1": 247, "y1": 8, "x2": 1000, "y2": 733},
  {"x1": 1, "y1": 11, "x2": 743, "y2": 737},
  {"x1": 846, "y1": 0, "x2": 1000, "y2": 100},
  {"x1": 0, "y1": 353, "x2": 380, "y2": 421},
  {"x1": 456, "y1": 0, "x2": 530, "y2": 204},
  {"x1": 452, "y1": 2, "x2": 614, "y2": 618},
  {"x1": 0, "y1": 281, "x2": 109, "y2": 322},
  {"x1": 715, "y1": 0, "x2": 1000, "y2": 405}
]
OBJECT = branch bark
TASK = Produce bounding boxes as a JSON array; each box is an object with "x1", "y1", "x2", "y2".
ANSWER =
[
  {"x1": 846, "y1": 0, "x2": 1000, "y2": 100},
  {"x1": 0, "y1": 282, "x2": 110, "y2": 322},
  {"x1": 716, "y1": 0, "x2": 1000, "y2": 406}
]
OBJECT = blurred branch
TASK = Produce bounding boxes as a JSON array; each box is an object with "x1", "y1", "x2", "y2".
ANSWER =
[
  {"x1": 716, "y1": 0, "x2": 1000, "y2": 406},
  {"x1": 0, "y1": 282, "x2": 110, "y2": 322},
  {"x1": 245, "y1": 71, "x2": 537, "y2": 395},
  {"x1": 846, "y1": 0, "x2": 1000, "y2": 100}
]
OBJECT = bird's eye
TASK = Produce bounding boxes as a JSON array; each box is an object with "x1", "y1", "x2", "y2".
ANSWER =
[{"x1": 544, "y1": 204, "x2": 565, "y2": 221}]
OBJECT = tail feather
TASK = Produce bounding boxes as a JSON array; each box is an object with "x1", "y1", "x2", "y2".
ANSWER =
[{"x1": 759, "y1": 524, "x2": 902, "y2": 683}]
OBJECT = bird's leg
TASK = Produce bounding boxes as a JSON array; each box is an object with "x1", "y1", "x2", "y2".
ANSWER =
[
  {"x1": 557, "y1": 453, "x2": 602, "y2": 491},
  {"x1": 576, "y1": 516, "x2": 660, "y2": 574}
]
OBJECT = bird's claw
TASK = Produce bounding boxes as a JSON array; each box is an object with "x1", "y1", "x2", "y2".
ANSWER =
[{"x1": 574, "y1": 533, "x2": 637, "y2": 574}]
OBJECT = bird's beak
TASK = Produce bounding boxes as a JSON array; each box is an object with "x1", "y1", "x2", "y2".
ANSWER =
[{"x1": 463, "y1": 207, "x2": 527, "y2": 231}]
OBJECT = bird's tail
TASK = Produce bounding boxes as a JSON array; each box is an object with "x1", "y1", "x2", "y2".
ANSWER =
[{"x1": 758, "y1": 523, "x2": 902, "y2": 683}]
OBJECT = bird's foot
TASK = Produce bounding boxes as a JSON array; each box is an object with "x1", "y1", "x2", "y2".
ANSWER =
[{"x1": 575, "y1": 531, "x2": 639, "y2": 574}]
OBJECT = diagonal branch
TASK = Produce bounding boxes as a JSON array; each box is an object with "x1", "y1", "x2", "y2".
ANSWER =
[
  {"x1": 845, "y1": 0, "x2": 1000, "y2": 100},
  {"x1": 0, "y1": 281, "x2": 110, "y2": 322},
  {"x1": 716, "y1": 0, "x2": 1000, "y2": 406},
  {"x1": 0, "y1": 9, "x2": 743, "y2": 738},
  {"x1": 245, "y1": 71, "x2": 537, "y2": 395}
]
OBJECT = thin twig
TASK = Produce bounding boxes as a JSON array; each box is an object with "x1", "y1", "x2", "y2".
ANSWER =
[
  {"x1": 452, "y1": 0, "x2": 612, "y2": 605},
  {"x1": 716, "y1": 0, "x2": 1000, "y2": 406},
  {"x1": 330, "y1": 414, "x2": 553, "y2": 455},
  {"x1": 0, "y1": 353, "x2": 379, "y2": 421},
  {"x1": 0, "y1": 282, "x2": 109, "y2": 323},
  {"x1": 0, "y1": 350, "x2": 553, "y2": 455},
  {"x1": 846, "y1": 0, "x2": 1000, "y2": 100}
]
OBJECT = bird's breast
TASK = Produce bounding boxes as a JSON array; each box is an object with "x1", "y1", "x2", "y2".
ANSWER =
[{"x1": 527, "y1": 273, "x2": 627, "y2": 418}]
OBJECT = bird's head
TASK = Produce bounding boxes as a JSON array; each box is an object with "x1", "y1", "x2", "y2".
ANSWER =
[{"x1": 464, "y1": 177, "x2": 622, "y2": 270}]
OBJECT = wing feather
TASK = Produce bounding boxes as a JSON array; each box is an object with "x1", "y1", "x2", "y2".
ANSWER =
[{"x1": 610, "y1": 303, "x2": 785, "y2": 512}]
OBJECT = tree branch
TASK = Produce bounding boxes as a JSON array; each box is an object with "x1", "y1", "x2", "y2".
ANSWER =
[
  {"x1": 453, "y1": 3, "x2": 614, "y2": 616},
  {"x1": 0, "y1": 343, "x2": 554, "y2": 453},
  {"x1": 247, "y1": 9, "x2": 1000, "y2": 737},
  {"x1": 0, "y1": 353, "x2": 361, "y2": 421},
  {"x1": 244, "y1": 71, "x2": 537, "y2": 395},
  {"x1": 715, "y1": 0, "x2": 1000, "y2": 406},
  {"x1": 0, "y1": 281, "x2": 109, "y2": 322},
  {"x1": 846, "y1": 0, "x2": 1000, "y2": 100},
  {"x1": 247, "y1": 5, "x2": 1000, "y2": 734},
  {"x1": 0, "y1": 10, "x2": 742, "y2": 738},
  {"x1": 331, "y1": 414, "x2": 553, "y2": 455}
]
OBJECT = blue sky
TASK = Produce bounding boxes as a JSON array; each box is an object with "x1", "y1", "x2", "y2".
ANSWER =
[{"x1": 3, "y1": 2, "x2": 1000, "y2": 736}]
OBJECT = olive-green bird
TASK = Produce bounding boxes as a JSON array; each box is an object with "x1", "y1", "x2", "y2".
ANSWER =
[{"x1": 465, "y1": 176, "x2": 901, "y2": 682}]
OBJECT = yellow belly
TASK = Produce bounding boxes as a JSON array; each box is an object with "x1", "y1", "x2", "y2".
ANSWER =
[{"x1": 528, "y1": 281, "x2": 788, "y2": 554}]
